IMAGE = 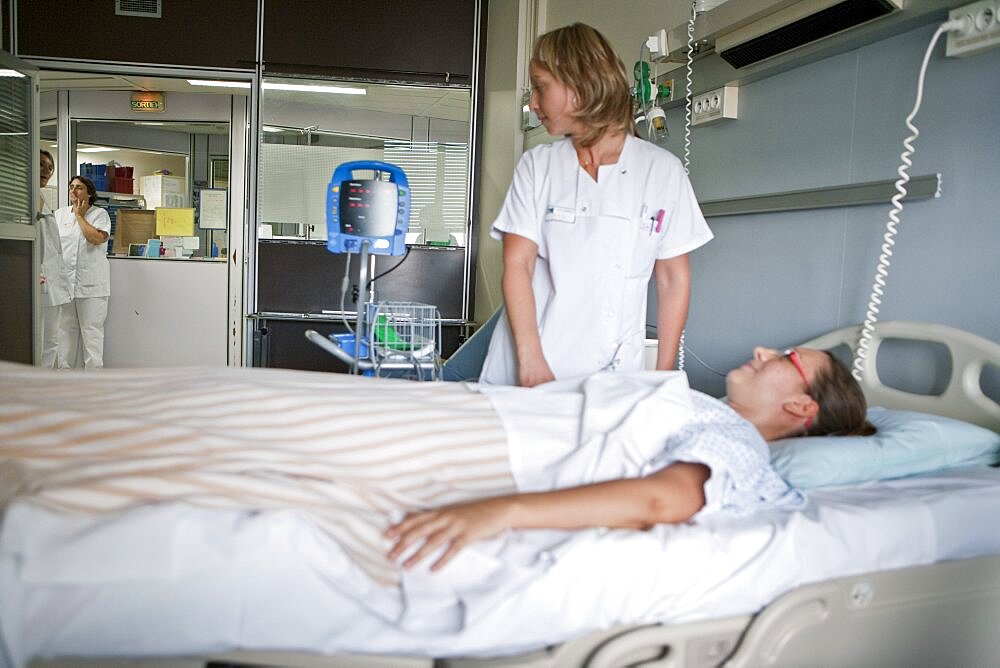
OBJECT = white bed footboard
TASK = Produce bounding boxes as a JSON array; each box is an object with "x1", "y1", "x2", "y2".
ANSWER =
[{"x1": 801, "y1": 321, "x2": 1000, "y2": 432}]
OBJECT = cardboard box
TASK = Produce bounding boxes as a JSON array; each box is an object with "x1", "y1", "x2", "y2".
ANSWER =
[{"x1": 113, "y1": 210, "x2": 157, "y2": 256}]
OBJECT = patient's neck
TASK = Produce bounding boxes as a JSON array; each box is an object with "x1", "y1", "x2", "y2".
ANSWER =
[{"x1": 726, "y1": 400, "x2": 790, "y2": 442}]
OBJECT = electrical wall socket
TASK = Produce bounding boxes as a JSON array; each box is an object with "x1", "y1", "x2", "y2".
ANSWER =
[
  {"x1": 946, "y1": 1, "x2": 1000, "y2": 57},
  {"x1": 691, "y1": 85, "x2": 738, "y2": 126}
]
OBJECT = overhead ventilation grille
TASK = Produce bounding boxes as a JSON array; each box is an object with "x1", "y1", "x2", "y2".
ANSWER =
[
  {"x1": 719, "y1": 0, "x2": 898, "y2": 69},
  {"x1": 116, "y1": 0, "x2": 162, "y2": 18}
]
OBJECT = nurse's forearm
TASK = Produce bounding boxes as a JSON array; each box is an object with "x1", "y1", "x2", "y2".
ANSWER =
[
  {"x1": 653, "y1": 255, "x2": 691, "y2": 370},
  {"x1": 501, "y1": 234, "x2": 545, "y2": 363},
  {"x1": 77, "y1": 215, "x2": 109, "y2": 246},
  {"x1": 503, "y1": 266, "x2": 543, "y2": 359}
]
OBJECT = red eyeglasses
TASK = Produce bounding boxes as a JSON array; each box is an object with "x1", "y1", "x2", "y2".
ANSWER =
[
  {"x1": 783, "y1": 348, "x2": 814, "y2": 429},
  {"x1": 783, "y1": 348, "x2": 811, "y2": 394}
]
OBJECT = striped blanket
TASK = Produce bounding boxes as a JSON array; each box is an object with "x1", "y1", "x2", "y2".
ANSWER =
[{"x1": 0, "y1": 362, "x2": 514, "y2": 585}]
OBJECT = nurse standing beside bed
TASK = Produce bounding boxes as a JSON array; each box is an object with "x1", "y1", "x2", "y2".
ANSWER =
[{"x1": 480, "y1": 23, "x2": 713, "y2": 387}]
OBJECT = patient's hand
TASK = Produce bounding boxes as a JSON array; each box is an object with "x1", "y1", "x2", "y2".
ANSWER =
[{"x1": 385, "y1": 497, "x2": 514, "y2": 572}]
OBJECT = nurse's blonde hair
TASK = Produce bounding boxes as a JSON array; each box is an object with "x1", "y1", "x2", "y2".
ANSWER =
[{"x1": 532, "y1": 23, "x2": 635, "y2": 147}]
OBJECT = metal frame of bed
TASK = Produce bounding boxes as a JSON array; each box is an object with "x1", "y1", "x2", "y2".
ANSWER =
[{"x1": 22, "y1": 321, "x2": 1000, "y2": 668}]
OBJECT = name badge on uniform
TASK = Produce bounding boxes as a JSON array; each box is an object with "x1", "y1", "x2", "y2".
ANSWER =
[{"x1": 544, "y1": 205, "x2": 576, "y2": 224}]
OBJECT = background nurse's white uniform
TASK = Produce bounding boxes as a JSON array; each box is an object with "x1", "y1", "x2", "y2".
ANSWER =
[
  {"x1": 38, "y1": 193, "x2": 71, "y2": 368},
  {"x1": 55, "y1": 204, "x2": 111, "y2": 369},
  {"x1": 480, "y1": 135, "x2": 713, "y2": 385}
]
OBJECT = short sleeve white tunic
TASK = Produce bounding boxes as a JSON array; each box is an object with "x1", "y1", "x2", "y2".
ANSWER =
[
  {"x1": 54, "y1": 205, "x2": 112, "y2": 299},
  {"x1": 479, "y1": 135, "x2": 713, "y2": 385}
]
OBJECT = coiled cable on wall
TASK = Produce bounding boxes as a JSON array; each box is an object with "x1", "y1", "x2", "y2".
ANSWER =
[
  {"x1": 853, "y1": 19, "x2": 966, "y2": 381},
  {"x1": 676, "y1": 0, "x2": 697, "y2": 372},
  {"x1": 682, "y1": 0, "x2": 696, "y2": 176}
]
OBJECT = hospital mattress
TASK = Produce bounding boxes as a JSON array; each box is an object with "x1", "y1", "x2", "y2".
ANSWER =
[{"x1": 4, "y1": 466, "x2": 1000, "y2": 667}]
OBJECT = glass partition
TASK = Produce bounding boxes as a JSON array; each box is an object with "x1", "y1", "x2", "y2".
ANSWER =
[
  {"x1": 258, "y1": 77, "x2": 472, "y2": 246},
  {"x1": 67, "y1": 119, "x2": 230, "y2": 260}
]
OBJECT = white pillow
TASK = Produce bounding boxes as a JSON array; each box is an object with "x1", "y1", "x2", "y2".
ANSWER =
[{"x1": 769, "y1": 408, "x2": 1000, "y2": 489}]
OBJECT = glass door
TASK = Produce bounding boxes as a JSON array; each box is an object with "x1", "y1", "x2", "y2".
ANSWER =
[{"x1": 0, "y1": 51, "x2": 40, "y2": 364}]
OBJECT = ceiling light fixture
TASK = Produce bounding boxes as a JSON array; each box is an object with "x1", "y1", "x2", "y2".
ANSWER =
[
  {"x1": 187, "y1": 79, "x2": 251, "y2": 89},
  {"x1": 77, "y1": 147, "x2": 120, "y2": 153},
  {"x1": 0, "y1": 69, "x2": 26, "y2": 78},
  {"x1": 187, "y1": 80, "x2": 365, "y2": 95},
  {"x1": 263, "y1": 82, "x2": 366, "y2": 95}
]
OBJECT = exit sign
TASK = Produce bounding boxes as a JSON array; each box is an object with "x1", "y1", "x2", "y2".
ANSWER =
[{"x1": 131, "y1": 92, "x2": 165, "y2": 112}]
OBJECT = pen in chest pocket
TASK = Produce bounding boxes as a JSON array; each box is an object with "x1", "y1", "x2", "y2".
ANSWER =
[{"x1": 648, "y1": 209, "x2": 665, "y2": 235}]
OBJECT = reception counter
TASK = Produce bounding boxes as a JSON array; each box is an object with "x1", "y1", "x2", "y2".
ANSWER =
[{"x1": 104, "y1": 256, "x2": 228, "y2": 367}]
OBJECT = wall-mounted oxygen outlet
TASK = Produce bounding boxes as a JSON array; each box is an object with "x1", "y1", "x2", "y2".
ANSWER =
[
  {"x1": 691, "y1": 86, "x2": 739, "y2": 126},
  {"x1": 946, "y1": 0, "x2": 1000, "y2": 57}
]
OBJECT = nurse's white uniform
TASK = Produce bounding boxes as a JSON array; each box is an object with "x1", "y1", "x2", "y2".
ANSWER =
[
  {"x1": 55, "y1": 204, "x2": 111, "y2": 369},
  {"x1": 479, "y1": 134, "x2": 713, "y2": 385},
  {"x1": 38, "y1": 193, "x2": 71, "y2": 368}
]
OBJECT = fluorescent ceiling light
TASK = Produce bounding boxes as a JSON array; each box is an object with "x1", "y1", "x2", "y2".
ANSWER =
[
  {"x1": 261, "y1": 126, "x2": 286, "y2": 133},
  {"x1": 187, "y1": 79, "x2": 365, "y2": 95},
  {"x1": 77, "y1": 147, "x2": 119, "y2": 153},
  {"x1": 263, "y1": 82, "x2": 365, "y2": 95},
  {"x1": 187, "y1": 79, "x2": 250, "y2": 89},
  {"x1": 0, "y1": 69, "x2": 26, "y2": 78}
]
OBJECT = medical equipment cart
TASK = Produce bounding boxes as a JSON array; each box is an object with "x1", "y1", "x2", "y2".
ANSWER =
[{"x1": 305, "y1": 160, "x2": 443, "y2": 379}]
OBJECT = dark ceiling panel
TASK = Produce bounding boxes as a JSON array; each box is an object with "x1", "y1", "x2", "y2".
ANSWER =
[
  {"x1": 263, "y1": 0, "x2": 476, "y2": 84},
  {"x1": 17, "y1": 0, "x2": 256, "y2": 70}
]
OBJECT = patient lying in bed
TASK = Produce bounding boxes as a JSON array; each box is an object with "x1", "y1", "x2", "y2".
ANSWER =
[
  {"x1": 0, "y1": 346, "x2": 869, "y2": 585},
  {"x1": 388, "y1": 346, "x2": 872, "y2": 570}
]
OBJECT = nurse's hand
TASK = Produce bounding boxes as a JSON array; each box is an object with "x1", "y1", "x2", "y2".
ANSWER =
[
  {"x1": 518, "y1": 355, "x2": 555, "y2": 387},
  {"x1": 386, "y1": 497, "x2": 514, "y2": 571},
  {"x1": 72, "y1": 198, "x2": 91, "y2": 218}
]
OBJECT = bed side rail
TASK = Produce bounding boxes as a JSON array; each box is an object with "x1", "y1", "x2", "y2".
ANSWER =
[
  {"x1": 801, "y1": 321, "x2": 1000, "y2": 432},
  {"x1": 724, "y1": 553, "x2": 1000, "y2": 668}
]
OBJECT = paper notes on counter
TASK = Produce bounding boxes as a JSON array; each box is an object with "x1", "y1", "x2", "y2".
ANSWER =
[{"x1": 155, "y1": 208, "x2": 195, "y2": 236}]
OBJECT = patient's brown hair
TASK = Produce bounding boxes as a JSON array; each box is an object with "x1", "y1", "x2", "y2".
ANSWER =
[{"x1": 807, "y1": 352, "x2": 877, "y2": 437}]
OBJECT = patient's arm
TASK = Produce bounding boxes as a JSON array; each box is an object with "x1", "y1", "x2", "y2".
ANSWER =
[{"x1": 386, "y1": 461, "x2": 710, "y2": 571}]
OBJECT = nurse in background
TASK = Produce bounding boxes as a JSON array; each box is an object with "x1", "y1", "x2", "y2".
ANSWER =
[
  {"x1": 55, "y1": 175, "x2": 111, "y2": 369},
  {"x1": 479, "y1": 23, "x2": 713, "y2": 387},
  {"x1": 38, "y1": 150, "x2": 71, "y2": 368}
]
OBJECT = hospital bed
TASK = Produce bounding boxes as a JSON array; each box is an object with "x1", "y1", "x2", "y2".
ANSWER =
[{"x1": 4, "y1": 321, "x2": 999, "y2": 668}]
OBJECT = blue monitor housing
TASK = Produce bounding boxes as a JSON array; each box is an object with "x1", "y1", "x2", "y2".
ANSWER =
[{"x1": 327, "y1": 160, "x2": 409, "y2": 256}]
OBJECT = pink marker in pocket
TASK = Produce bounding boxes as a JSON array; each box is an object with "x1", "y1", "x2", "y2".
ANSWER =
[{"x1": 654, "y1": 209, "x2": 665, "y2": 233}]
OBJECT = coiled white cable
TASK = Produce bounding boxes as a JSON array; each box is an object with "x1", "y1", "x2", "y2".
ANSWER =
[
  {"x1": 682, "y1": 1, "x2": 696, "y2": 175},
  {"x1": 853, "y1": 20, "x2": 964, "y2": 381},
  {"x1": 677, "y1": 1, "x2": 697, "y2": 372}
]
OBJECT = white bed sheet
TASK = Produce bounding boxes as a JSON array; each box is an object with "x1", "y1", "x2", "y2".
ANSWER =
[{"x1": 2, "y1": 467, "x2": 1000, "y2": 667}]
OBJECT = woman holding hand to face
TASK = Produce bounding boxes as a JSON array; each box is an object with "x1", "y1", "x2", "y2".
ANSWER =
[{"x1": 54, "y1": 176, "x2": 111, "y2": 369}]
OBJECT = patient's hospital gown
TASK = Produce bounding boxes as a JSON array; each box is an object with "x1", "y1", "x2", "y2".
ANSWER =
[{"x1": 483, "y1": 371, "x2": 800, "y2": 518}]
